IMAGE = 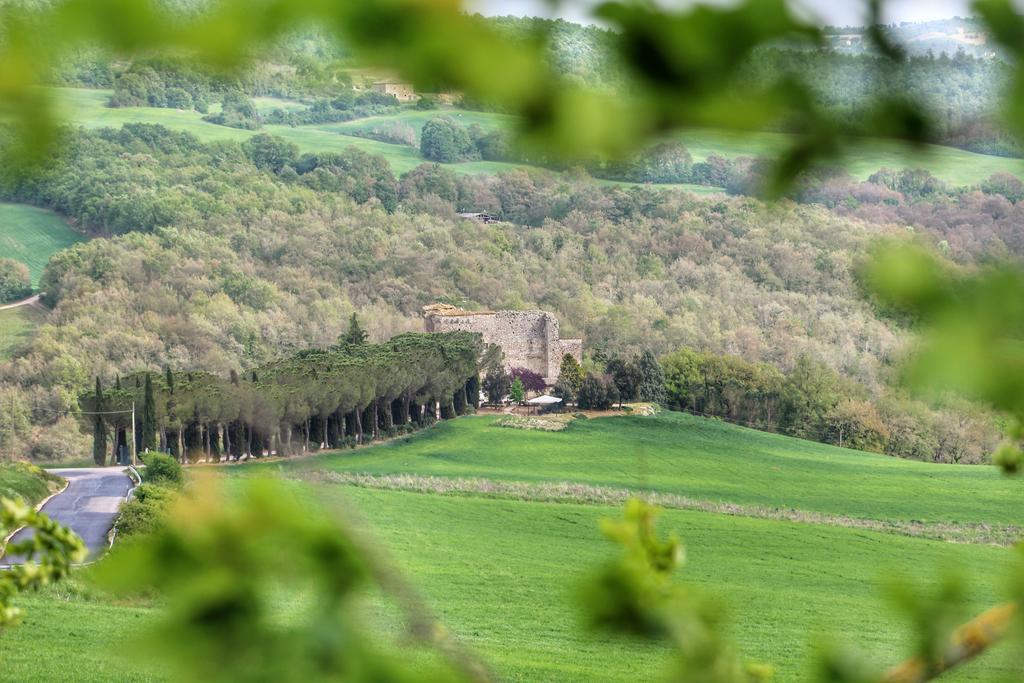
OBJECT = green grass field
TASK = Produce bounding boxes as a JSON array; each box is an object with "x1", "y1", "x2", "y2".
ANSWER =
[
  {"x1": 0, "y1": 462, "x2": 60, "y2": 504},
  {"x1": 3, "y1": 482, "x2": 1016, "y2": 682},
  {"x1": 51, "y1": 87, "x2": 1024, "y2": 185},
  {"x1": 3, "y1": 412, "x2": 1020, "y2": 682},
  {"x1": 0, "y1": 306, "x2": 47, "y2": 360},
  {"x1": 53, "y1": 88, "x2": 536, "y2": 177},
  {"x1": 269, "y1": 412, "x2": 1021, "y2": 526},
  {"x1": 317, "y1": 107, "x2": 1024, "y2": 185},
  {"x1": 0, "y1": 203, "x2": 83, "y2": 285}
]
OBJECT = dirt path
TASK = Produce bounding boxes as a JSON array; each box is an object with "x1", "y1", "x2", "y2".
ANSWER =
[{"x1": 0, "y1": 293, "x2": 44, "y2": 312}]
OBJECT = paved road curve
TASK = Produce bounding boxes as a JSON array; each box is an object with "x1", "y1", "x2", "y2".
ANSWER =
[{"x1": 1, "y1": 467, "x2": 133, "y2": 565}]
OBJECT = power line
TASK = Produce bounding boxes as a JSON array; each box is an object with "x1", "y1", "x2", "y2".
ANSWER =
[{"x1": 30, "y1": 406, "x2": 135, "y2": 416}]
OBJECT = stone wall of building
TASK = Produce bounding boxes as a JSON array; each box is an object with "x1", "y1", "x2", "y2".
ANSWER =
[{"x1": 423, "y1": 304, "x2": 582, "y2": 383}]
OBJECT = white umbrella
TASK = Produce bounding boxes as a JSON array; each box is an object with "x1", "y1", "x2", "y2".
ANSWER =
[{"x1": 526, "y1": 395, "x2": 562, "y2": 405}]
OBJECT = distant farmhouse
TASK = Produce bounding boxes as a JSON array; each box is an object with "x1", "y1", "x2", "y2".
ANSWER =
[
  {"x1": 372, "y1": 80, "x2": 417, "y2": 102},
  {"x1": 456, "y1": 212, "x2": 499, "y2": 224},
  {"x1": 423, "y1": 304, "x2": 582, "y2": 384}
]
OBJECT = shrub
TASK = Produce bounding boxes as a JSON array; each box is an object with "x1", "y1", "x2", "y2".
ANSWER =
[
  {"x1": 577, "y1": 373, "x2": 613, "y2": 410},
  {"x1": 0, "y1": 258, "x2": 32, "y2": 303},
  {"x1": 509, "y1": 367, "x2": 546, "y2": 394},
  {"x1": 482, "y1": 367, "x2": 510, "y2": 404},
  {"x1": 27, "y1": 416, "x2": 90, "y2": 462},
  {"x1": 420, "y1": 116, "x2": 478, "y2": 163},
  {"x1": 415, "y1": 95, "x2": 437, "y2": 110},
  {"x1": 142, "y1": 452, "x2": 183, "y2": 488},
  {"x1": 116, "y1": 484, "x2": 177, "y2": 539},
  {"x1": 203, "y1": 91, "x2": 262, "y2": 130}
]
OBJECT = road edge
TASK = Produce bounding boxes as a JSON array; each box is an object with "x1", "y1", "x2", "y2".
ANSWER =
[
  {"x1": 106, "y1": 466, "x2": 142, "y2": 551},
  {"x1": 0, "y1": 477, "x2": 71, "y2": 557}
]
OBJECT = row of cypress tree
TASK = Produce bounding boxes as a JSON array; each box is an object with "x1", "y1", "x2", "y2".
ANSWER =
[{"x1": 82, "y1": 330, "x2": 484, "y2": 464}]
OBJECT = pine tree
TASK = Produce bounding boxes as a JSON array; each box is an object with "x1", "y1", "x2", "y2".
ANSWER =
[
  {"x1": 92, "y1": 377, "x2": 106, "y2": 466},
  {"x1": 510, "y1": 377, "x2": 525, "y2": 404},
  {"x1": 141, "y1": 372, "x2": 157, "y2": 451},
  {"x1": 342, "y1": 312, "x2": 368, "y2": 345}
]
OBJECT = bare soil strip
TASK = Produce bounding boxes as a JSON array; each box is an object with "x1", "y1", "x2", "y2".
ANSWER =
[{"x1": 296, "y1": 471, "x2": 1021, "y2": 547}]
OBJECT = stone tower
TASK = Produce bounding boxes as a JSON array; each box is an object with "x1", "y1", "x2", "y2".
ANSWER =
[{"x1": 423, "y1": 304, "x2": 582, "y2": 384}]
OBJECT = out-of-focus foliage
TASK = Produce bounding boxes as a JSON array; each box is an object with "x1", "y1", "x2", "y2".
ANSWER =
[
  {"x1": 0, "y1": 495, "x2": 86, "y2": 629},
  {"x1": 865, "y1": 242, "x2": 1024, "y2": 473},
  {"x1": 583, "y1": 499, "x2": 768, "y2": 682},
  {"x1": 94, "y1": 475, "x2": 484, "y2": 683},
  {"x1": 0, "y1": 0, "x2": 996, "y2": 191},
  {"x1": 582, "y1": 501, "x2": 1024, "y2": 683}
]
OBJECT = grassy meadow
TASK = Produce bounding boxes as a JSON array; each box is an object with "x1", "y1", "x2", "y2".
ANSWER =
[
  {"x1": 0, "y1": 203, "x2": 83, "y2": 285},
  {"x1": 0, "y1": 462, "x2": 60, "y2": 504},
  {"x1": 0, "y1": 203, "x2": 74, "y2": 359},
  {"x1": 3, "y1": 411, "x2": 1021, "y2": 682},
  {"x1": 51, "y1": 88, "x2": 1024, "y2": 186},
  {"x1": 266, "y1": 412, "x2": 1022, "y2": 526},
  {"x1": 53, "y1": 88, "x2": 534, "y2": 177}
]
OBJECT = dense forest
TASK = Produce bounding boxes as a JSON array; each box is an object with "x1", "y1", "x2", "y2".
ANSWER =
[{"x1": 0, "y1": 122, "x2": 1013, "y2": 463}]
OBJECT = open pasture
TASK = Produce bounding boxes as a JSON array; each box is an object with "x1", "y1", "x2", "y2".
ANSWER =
[{"x1": 51, "y1": 88, "x2": 1024, "y2": 185}]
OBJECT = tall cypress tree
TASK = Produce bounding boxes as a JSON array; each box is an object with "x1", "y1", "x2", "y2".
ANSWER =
[
  {"x1": 141, "y1": 372, "x2": 157, "y2": 451},
  {"x1": 92, "y1": 377, "x2": 106, "y2": 466},
  {"x1": 164, "y1": 365, "x2": 177, "y2": 459}
]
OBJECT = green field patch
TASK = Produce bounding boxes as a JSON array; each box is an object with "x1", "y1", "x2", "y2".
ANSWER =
[
  {"x1": 273, "y1": 412, "x2": 1021, "y2": 526},
  {"x1": 0, "y1": 203, "x2": 83, "y2": 285},
  {"x1": 331, "y1": 487, "x2": 1017, "y2": 682},
  {"x1": 51, "y1": 87, "x2": 1024, "y2": 186},
  {"x1": 311, "y1": 105, "x2": 1024, "y2": 186},
  {"x1": 0, "y1": 461, "x2": 61, "y2": 504},
  {"x1": 4, "y1": 484, "x2": 1016, "y2": 682},
  {"x1": 296, "y1": 470, "x2": 1020, "y2": 545}
]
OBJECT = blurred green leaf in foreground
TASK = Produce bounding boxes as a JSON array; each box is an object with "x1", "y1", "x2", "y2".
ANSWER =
[
  {"x1": 0, "y1": 0, "x2": 998, "y2": 191},
  {"x1": 866, "y1": 242, "x2": 1024, "y2": 474},
  {"x1": 93, "y1": 474, "x2": 486, "y2": 683},
  {"x1": 0, "y1": 495, "x2": 87, "y2": 629}
]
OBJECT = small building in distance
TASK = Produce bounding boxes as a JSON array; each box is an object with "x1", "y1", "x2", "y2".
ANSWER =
[
  {"x1": 372, "y1": 80, "x2": 417, "y2": 102},
  {"x1": 423, "y1": 303, "x2": 582, "y2": 384},
  {"x1": 456, "y1": 212, "x2": 499, "y2": 224}
]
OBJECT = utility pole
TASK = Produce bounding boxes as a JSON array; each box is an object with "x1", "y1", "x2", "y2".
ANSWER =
[{"x1": 130, "y1": 401, "x2": 137, "y2": 467}]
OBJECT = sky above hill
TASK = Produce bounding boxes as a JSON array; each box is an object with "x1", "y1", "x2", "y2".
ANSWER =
[{"x1": 469, "y1": 0, "x2": 983, "y2": 27}]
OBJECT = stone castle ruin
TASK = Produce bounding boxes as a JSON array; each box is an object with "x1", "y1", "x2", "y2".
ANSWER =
[{"x1": 423, "y1": 304, "x2": 582, "y2": 384}]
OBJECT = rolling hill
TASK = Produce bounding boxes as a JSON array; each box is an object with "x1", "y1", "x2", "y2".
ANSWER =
[{"x1": 5, "y1": 411, "x2": 1017, "y2": 682}]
